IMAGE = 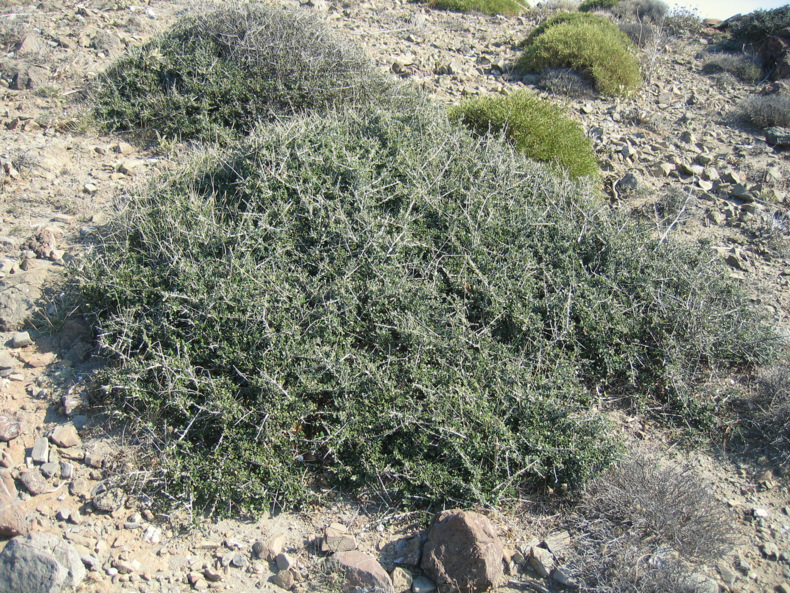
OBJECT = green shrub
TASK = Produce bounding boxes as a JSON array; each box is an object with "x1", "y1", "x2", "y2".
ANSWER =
[
  {"x1": 611, "y1": 0, "x2": 667, "y2": 23},
  {"x1": 726, "y1": 5, "x2": 790, "y2": 45},
  {"x1": 578, "y1": 0, "x2": 619, "y2": 12},
  {"x1": 519, "y1": 11, "x2": 610, "y2": 48},
  {"x1": 702, "y1": 53, "x2": 761, "y2": 83},
  {"x1": 662, "y1": 6, "x2": 703, "y2": 37},
  {"x1": 78, "y1": 106, "x2": 776, "y2": 515},
  {"x1": 448, "y1": 90, "x2": 599, "y2": 179},
  {"x1": 91, "y1": 2, "x2": 393, "y2": 143},
  {"x1": 516, "y1": 19, "x2": 642, "y2": 95},
  {"x1": 425, "y1": 0, "x2": 528, "y2": 15},
  {"x1": 739, "y1": 94, "x2": 790, "y2": 128}
]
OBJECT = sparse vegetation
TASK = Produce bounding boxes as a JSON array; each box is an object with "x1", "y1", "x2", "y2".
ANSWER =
[
  {"x1": 662, "y1": 6, "x2": 703, "y2": 37},
  {"x1": 449, "y1": 90, "x2": 599, "y2": 179},
  {"x1": 516, "y1": 17, "x2": 642, "y2": 96},
  {"x1": 91, "y1": 3, "x2": 396, "y2": 143},
  {"x1": 756, "y1": 365, "x2": 790, "y2": 463},
  {"x1": 611, "y1": 0, "x2": 667, "y2": 24},
  {"x1": 702, "y1": 53, "x2": 761, "y2": 83},
  {"x1": 566, "y1": 448, "x2": 738, "y2": 592},
  {"x1": 618, "y1": 21, "x2": 657, "y2": 47},
  {"x1": 425, "y1": 0, "x2": 528, "y2": 15},
  {"x1": 739, "y1": 93, "x2": 790, "y2": 128},
  {"x1": 539, "y1": 67, "x2": 597, "y2": 96}
]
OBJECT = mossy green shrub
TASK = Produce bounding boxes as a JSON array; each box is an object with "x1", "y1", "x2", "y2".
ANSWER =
[
  {"x1": 519, "y1": 11, "x2": 610, "y2": 48},
  {"x1": 449, "y1": 90, "x2": 598, "y2": 179},
  {"x1": 91, "y1": 3, "x2": 392, "y2": 143},
  {"x1": 426, "y1": 0, "x2": 528, "y2": 15},
  {"x1": 578, "y1": 0, "x2": 619, "y2": 12},
  {"x1": 78, "y1": 106, "x2": 776, "y2": 515},
  {"x1": 516, "y1": 18, "x2": 642, "y2": 95}
]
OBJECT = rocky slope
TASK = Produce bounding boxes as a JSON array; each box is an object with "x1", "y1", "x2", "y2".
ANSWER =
[{"x1": 0, "y1": 0, "x2": 789, "y2": 592}]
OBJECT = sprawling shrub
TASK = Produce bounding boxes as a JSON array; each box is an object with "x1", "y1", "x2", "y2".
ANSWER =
[
  {"x1": 516, "y1": 18, "x2": 642, "y2": 95},
  {"x1": 611, "y1": 0, "x2": 667, "y2": 23},
  {"x1": 662, "y1": 6, "x2": 703, "y2": 37},
  {"x1": 425, "y1": 0, "x2": 528, "y2": 15},
  {"x1": 578, "y1": 0, "x2": 619, "y2": 12},
  {"x1": 448, "y1": 90, "x2": 599, "y2": 179},
  {"x1": 91, "y1": 2, "x2": 395, "y2": 142},
  {"x1": 519, "y1": 11, "x2": 610, "y2": 48},
  {"x1": 702, "y1": 53, "x2": 761, "y2": 83},
  {"x1": 78, "y1": 106, "x2": 776, "y2": 514},
  {"x1": 739, "y1": 93, "x2": 790, "y2": 128},
  {"x1": 566, "y1": 449, "x2": 738, "y2": 592},
  {"x1": 725, "y1": 5, "x2": 790, "y2": 45}
]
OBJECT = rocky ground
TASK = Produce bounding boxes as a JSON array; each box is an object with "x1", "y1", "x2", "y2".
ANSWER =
[{"x1": 0, "y1": 0, "x2": 789, "y2": 592}]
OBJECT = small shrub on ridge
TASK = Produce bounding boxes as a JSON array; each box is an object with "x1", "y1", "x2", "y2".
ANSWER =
[
  {"x1": 425, "y1": 0, "x2": 528, "y2": 15},
  {"x1": 611, "y1": 0, "x2": 667, "y2": 24},
  {"x1": 516, "y1": 18, "x2": 642, "y2": 96},
  {"x1": 448, "y1": 90, "x2": 599, "y2": 179},
  {"x1": 618, "y1": 21, "x2": 657, "y2": 47},
  {"x1": 578, "y1": 0, "x2": 619, "y2": 12},
  {"x1": 91, "y1": 2, "x2": 392, "y2": 142},
  {"x1": 726, "y1": 5, "x2": 790, "y2": 46}
]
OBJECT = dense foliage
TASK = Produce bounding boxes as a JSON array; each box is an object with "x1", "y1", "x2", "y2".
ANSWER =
[
  {"x1": 449, "y1": 90, "x2": 599, "y2": 179},
  {"x1": 79, "y1": 105, "x2": 776, "y2": 514},
  {"x1": 516, "y1": 17, "x2": 642, "y2": 96}
]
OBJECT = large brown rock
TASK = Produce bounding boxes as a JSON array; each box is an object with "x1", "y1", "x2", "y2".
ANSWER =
[
  {"x1": 421, "y1": 510, "x2": 504, "y2": 592},
  {"x1": 330, "y1": 551, "x2": 393, "y2": 593}
]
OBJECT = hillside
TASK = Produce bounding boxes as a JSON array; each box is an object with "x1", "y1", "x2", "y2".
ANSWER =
[{"x1": 0, "y1": 1, "x2": 789, "y2": 592}]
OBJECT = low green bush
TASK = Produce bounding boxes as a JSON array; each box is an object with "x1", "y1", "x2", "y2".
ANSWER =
[
  {"x1": 78, "y1": 106, "x2": 776, "y2": 515},
  {"x1": 519, "y1": 11, "x2": 609, "y2": 48},
  {"x1": 448, "y1": 90, "x2": 599, "y2": 179},
  {"x1": 425, "y1": 0, "x2": 528, "y2": 15},
  {"x1": 91, "y1": 3, "x2": 394, "y2": 143},
  {"x1": 516, "y1": 18, "x2": 642, "y2": 95},
  {"x1": 578, "y1": 0, "x2": 619, "y2": 12}
]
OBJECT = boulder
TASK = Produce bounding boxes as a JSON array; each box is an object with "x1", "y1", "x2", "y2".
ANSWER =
[
  {"x1": 766, "y1": 127, "x2": 790, "y2": 147},
  {"x1": 421, "y1": 510, "x2": 504, "y2": 592},
  {"x1": 0, "y1": 532, "x2": 86, "y2": 593},
  {"x1": 330, "y1": 551, "x2": 394, "y2": 593}
]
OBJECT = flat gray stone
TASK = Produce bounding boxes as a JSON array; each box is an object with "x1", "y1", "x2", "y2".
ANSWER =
[
  {"x1": 31, "y1": 437, "x2": 49, "y2": 464},
  {"x1": 0, "y1": 532, "x2": 86, "y2": 593}
]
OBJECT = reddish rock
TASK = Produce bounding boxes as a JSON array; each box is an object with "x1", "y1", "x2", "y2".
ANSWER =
[
  {"x1": 0, "y1": 468, "x2": 28, "y2": 538},
  {"x1": 50, "y1": 424, "x2": 81, "y2": 448},
  {"x1": 421, "y1": 510, "x2": 504, "y2": 592},
  {"x1": 331, "y1": 551, "x2": 393, "y2": 593},
  {"x1": 0, "y1": 412, "x2": 21, "y2": 442}
]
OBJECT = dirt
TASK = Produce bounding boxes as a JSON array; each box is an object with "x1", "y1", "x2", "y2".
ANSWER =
[{"x1": 0, "y1": 0, "x2": 789, "y2": 592}]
